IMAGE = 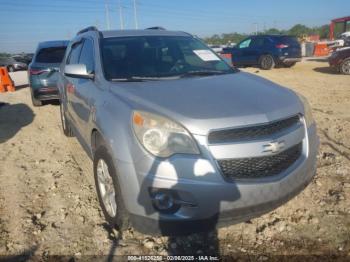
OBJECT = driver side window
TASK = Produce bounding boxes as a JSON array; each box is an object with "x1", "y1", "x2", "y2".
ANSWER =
[{"x1": 238, "y1": 38, "x2": 252, "y2": 49}]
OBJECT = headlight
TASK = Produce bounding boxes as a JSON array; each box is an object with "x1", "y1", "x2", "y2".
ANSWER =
[
  {"x1": 297, "y1": 93, "x2": 315, "y2": 127},
  {"x1": 132, "y1": 111, "x2": 200, "y2": 157}
]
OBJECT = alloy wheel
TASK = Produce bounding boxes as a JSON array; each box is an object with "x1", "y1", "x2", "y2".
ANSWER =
[
  {"x1": 97, "y1": 159, "x2": 117, "y2": 217},
  {"x1": 341, "y1": 60, "x2": 350, "y2": 74}
]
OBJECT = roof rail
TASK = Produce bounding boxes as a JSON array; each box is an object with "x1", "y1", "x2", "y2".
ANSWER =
[
  {"x1": 146, "y1": 26, "x2": 166, "y2": 30},
  {"x1": 77, "y1": 26, "x2": 98, "y2": 35}
]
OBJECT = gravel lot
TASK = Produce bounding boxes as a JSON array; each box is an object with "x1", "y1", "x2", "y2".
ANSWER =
[{"x1": 0, "y1": 60, "x2": 349, "y2": 260}]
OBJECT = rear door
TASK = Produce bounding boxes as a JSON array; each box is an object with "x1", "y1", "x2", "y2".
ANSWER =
[
  {"x1": 30, "y1": 46, "x2": 67, "y2": 90},
  {"x1": 248, "y1": 37, "x2": 267, "y2": 64},
  {"x1": 72, "y1": 37, "x2": 97, "y2": 142}
]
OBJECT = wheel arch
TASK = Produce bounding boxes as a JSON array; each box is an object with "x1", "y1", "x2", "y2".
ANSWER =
[{"x1": 91, "y1": 128, "x2": 103, "y2": 156}]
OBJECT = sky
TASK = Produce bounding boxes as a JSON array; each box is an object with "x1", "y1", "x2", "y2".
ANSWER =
[{"x1": 0, "y1": 0, "x2": 349, "y2": 53}]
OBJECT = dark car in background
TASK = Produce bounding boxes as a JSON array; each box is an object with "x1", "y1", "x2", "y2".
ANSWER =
[
  {"x1": 328, "y1": 47, "x2": 350, "y2": 75},
  {"x1": 12, "y1": 54, "x2": 33, "y2": 65},
  {"x1": 230, "y1": 35, "x2": 302, "y2": 70},
  {"x1": 0, "y1": 56, "x2": 28, "y2": 72},
  {"x1": 28, "y1": 40, "x2": 69, "y2": 106}
]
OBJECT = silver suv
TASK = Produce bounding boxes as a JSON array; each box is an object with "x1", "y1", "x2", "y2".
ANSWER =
[{"x1": 58, "y1": 26, "x2": 319, "y2": 235}]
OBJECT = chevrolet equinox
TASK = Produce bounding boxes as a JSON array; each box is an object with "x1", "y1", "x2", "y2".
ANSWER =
[{"x1": 57, "y1": 26, "x2": 319, "y2": 235}]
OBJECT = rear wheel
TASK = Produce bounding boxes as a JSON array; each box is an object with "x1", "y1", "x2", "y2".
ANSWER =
[
  {"x1": 283, "y1": 62, "x2": 296, "y2": 68},
  {"x1": 340, "y1": 58, "x2": 350, "y2": 75},
  {"x1": 259, "y1": 55, "x2": 275, "y2": 70},
  {"x1": 93, "y1": 145, "x2": 129, "y2": 231},
  {"x1": 60, "y1": 102, "x2": 74, "y2": 137}
]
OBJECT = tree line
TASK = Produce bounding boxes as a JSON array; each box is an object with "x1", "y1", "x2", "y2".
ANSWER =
[{"x1": 204, "y1": 24, "x2": 330, "y2": 45}]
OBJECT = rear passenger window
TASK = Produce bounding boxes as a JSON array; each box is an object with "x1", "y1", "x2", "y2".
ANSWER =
[
  {"x1": 250, "y1": 38, "x2": 265, "y2": 48},
  {"x1": 238, "y1": 39, "x2": 251, "y2": 49},
  {"x1": 79, "y1": 39, "x2": 95, "y2": 74},
  {"x1": 67, "y1": 41, "x2": 83, "y2": 65}
]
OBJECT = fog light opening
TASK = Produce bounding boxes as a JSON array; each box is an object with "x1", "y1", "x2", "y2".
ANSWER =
[{"x1": 153, "y1": 192, "x2": 174, "y2": 210}]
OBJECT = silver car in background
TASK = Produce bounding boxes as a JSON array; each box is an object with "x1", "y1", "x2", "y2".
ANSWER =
[{"x1": 58, "y1": 26, "x2": 319, "y2": 235}]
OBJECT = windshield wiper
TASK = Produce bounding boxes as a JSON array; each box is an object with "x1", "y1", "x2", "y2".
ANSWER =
[
  {"x1": 110, "y1": 77, "x2": 146, "y2": 82},
  {"x1": 179, "y1": 70, "x2": 229, "y2": 78},
  {"x1": 110, "y1": 71, "x2": 229, "y2": 82},
  {"x1": 110, "y1": 76, "x2": 177, "y2": 82}
]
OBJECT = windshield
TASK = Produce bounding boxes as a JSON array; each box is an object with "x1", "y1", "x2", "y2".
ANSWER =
[
  {"x1": 35, "y1": 46, "x2": 67, "y2": 63},
  {"x1": 101, "y1": 35, "x2": 233, "y2": 80}
]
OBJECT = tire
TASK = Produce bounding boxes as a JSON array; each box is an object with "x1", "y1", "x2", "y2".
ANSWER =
[
  {"x1": 283, "y1": 62, "x2": 296, "y2": 68},
  {"x1": 259, "y1": 55, "x2": 275, "y2": 70},
  {"x1": 339, "y1": 58, "x2": 350, "y2": 75},
  {"x1": 30, "y1": 89, "x2": 42, "y2": 107},
  {"x1": 7, "y1": 66, "x2": 14, "y2": 72},
  {"x1": 93, "y1": 145, "x2": 129, "y2": 231},
  {"x1": 60, "y1": 102, "x2": 74, "y2": 137}
]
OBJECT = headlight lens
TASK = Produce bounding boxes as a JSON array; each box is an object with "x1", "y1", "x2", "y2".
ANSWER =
[
  {"x1": 297, "y1": 93, "x2": 314, "y2": 127},
  {"x1": 132, "y1": 111, "x2": 200, "y2": 157}
]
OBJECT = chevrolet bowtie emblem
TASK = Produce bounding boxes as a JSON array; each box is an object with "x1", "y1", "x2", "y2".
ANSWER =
[{"x1": 263, "y1": 141, "x2": 285, "y2": 153}]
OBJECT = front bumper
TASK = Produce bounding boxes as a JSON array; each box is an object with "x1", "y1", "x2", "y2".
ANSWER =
[
  {"x1": 117, "y1": 123, "x2": 319, "y2": 235},
  {"x1": 328, "y1": 56, "x2": 340, "y2": 67}
]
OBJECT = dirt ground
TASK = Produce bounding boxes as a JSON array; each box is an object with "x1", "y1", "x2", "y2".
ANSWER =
[{"x1": 0, "y1": 59, "x2": 349, "y2": 261}]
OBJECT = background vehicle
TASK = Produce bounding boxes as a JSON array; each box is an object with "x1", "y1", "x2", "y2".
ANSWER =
[
  {"x1": 0, "y1": 56, "x2": 27, "y2": 72},
  {"x1": 230, "y1": 35, "x2": 302, "y2": 69},
  {"x1": 11, "y1": 54, "x2": 33, "y2": 65},
  {"x1": 58, "y1": 27, "x2": 318, "y2": 236},
  {"x1": 329, "y1": 47, "x2": 350, "y2": 74},
  {"x1": 28, "y1": 40, "x2": 68, "y2": 106}
]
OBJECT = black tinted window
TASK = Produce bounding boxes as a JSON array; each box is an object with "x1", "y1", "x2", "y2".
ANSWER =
[
  {"x1": 250, "y1": 37, "x2": 265, "y2": 47},
  {"x1": 67, "y1": 42, "x2": 83, "y2": 65},
  {"x1": 279, "y1": 36, "x2": 299, "y2": 45},
  {"x1": 78, "y1": 39, "x2": 94, "y2": 73},
  {"x1": 35, "y1": 47, "x2": 66, "y2": 63}
]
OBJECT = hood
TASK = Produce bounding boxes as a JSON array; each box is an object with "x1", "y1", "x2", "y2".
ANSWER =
[{"x1": 109, "y1": 72, "x2": 303, "y2": 135}]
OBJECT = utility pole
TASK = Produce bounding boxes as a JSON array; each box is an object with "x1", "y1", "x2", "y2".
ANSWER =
[
  {"x1": 253, "y1": 23, "x2": 258, "y2": 35},
  {"x1": 133, "y1": 0, "x2": 138, "y2": 29},
  {"x1": 105, "y1": 0, "x2": 110, "y2": 30},
  {"x1": 118, "y1": 0, "x2": 124, "y2": 30}
]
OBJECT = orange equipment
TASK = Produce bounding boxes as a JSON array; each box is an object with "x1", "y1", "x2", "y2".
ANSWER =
[
  {"x1": 0, "y1": 67, "x2": 15, "y2": 92},
  {"x1": 313, "y1": 43, "x2": 329, "y2": 57}
]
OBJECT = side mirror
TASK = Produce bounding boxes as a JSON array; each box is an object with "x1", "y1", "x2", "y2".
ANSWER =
[{"x1": 64, "y1": 64, "x2": 94, "y2": 79}]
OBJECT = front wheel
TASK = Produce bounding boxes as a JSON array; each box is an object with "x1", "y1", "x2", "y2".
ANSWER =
[
  {"x1": 93, "y1": 145, "x2": 129, "y2": 231},
  {"x1": 340, "y1": 58, "x2": 350, "y2": 75},
  {"x1": 60, "y1": 102, "x2": 74, "y2": 137},
  {"x1": 259, "y1": 55, "x2": 275, "y2": 70}
]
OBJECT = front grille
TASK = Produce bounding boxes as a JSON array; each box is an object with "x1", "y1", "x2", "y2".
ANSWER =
[
  {"x1": 208, "y1": 115, "x2": 301, "y2": 144},
  {"x1": 218, "y1": 143, "x2": 302, "y2": 180}
]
